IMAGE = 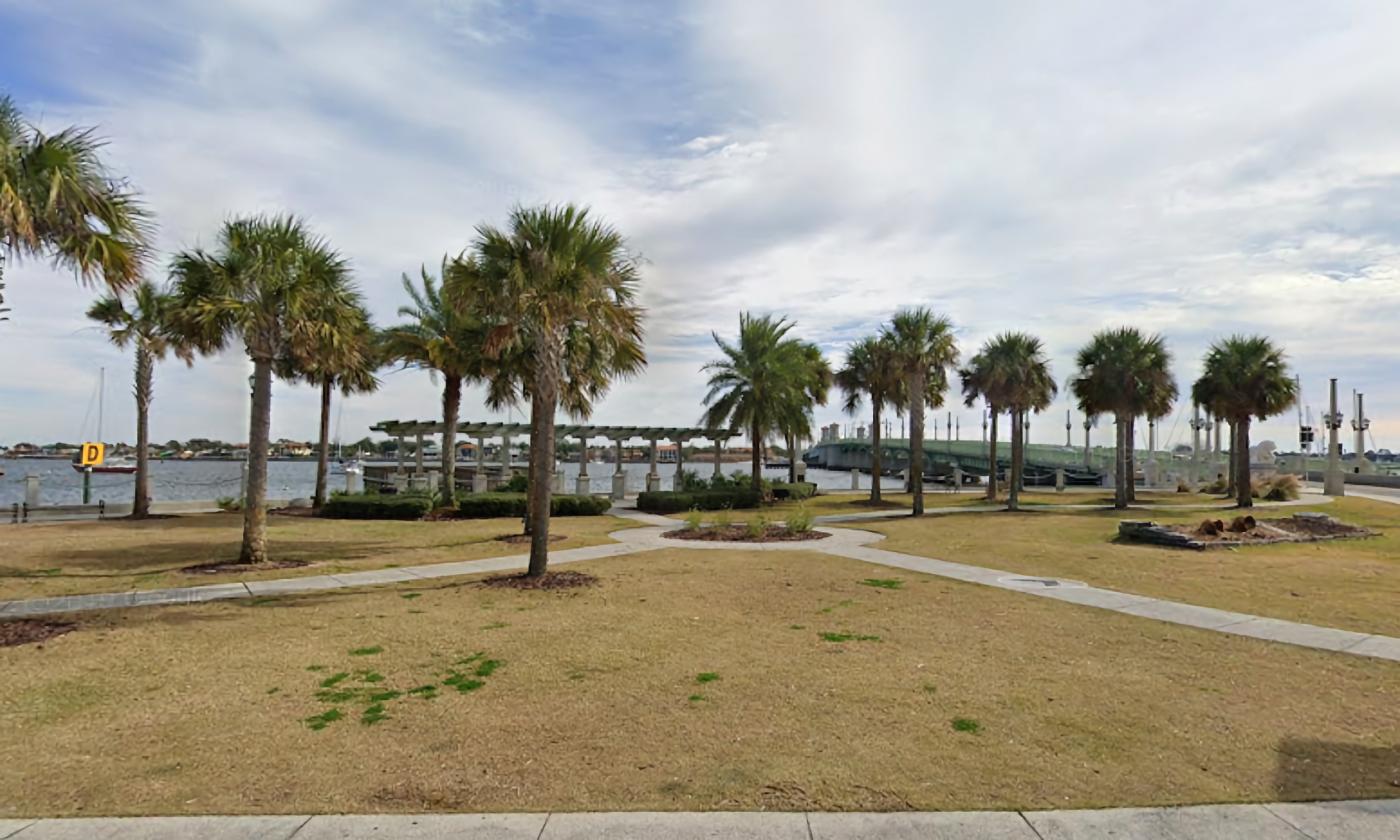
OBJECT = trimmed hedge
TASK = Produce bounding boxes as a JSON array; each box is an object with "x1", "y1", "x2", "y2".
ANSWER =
[
  {"x1": 636, "y1": 488, "x2": 762, "y2": 513},
  {"x1": 771, "y1": 481, "x2": 817, "y2": 500},
  {"x1": 457, "y1": 492, "x2": 612, "y2": 519},
  {"x1": 321, "y1": 493, "x2": 434, "y2": 520}
]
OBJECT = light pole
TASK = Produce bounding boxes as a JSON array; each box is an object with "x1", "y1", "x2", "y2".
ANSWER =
[{"x1": 1324, "y1": 378, "x2": 1345, "y2": 496}]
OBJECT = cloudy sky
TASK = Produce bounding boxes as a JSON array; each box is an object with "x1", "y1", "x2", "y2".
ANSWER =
[{"x1": 2, "y1": 0, "x2": 1397, "y2": 453}]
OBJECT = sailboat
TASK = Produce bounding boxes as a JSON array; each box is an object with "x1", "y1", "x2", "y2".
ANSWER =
[
  {"x1": 329, "y1": 397, "x2": 362, "y2": 475},
  {"x1": 71, "y1": 367, "x2": 138, "y2": 474}
]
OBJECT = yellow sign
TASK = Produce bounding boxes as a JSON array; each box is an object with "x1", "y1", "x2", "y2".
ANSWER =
[{"x1": 80, "y1": 442, "x2": 105, "y2": 467}]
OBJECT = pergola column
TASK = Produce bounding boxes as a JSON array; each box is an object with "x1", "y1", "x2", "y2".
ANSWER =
[
  {"x1": 395, "y1": 435, "x2": 405, "y2": 475},
  {"x1": 646, "y1": 437, "x2": 661, "y2": 493},
  {"x1": 575, "y1": 435, "x2": 591, "y2": 496},
  {"x1": 414, "y1": 432, "x2": 424, "y2": 476},
  {"x1": 500, "y1": 433, "x2": 511, "y2": 488},
  {"x1": 672, "y1": 436, "x2": 687, "y2": 491},
  {"x1": 612, "y1": 438, "x2": 626, "y2": 500},
  {"x1": 712, "y1": 438, "x2": 723, "y2": 477},
  {"x1": 473, "y1": 436, "x2": 487, "y2": 493}
]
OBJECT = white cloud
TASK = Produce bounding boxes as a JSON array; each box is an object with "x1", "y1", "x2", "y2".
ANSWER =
[{"x1": 3, "y1": 0, "x2": 1399, "y2": 453}]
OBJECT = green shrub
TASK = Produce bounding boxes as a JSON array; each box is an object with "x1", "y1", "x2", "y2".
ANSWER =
[
  {"x1": 457, "y1": 492, "x2": 611, "y2": 518},
  {"x1": 786, "y1": 504, "x2": 814, "y2": 534},
  {"x1": 321, "y1": 493, "x2": 434, "y2": 520},
  {"x1": 635, "y1": 488, "x2": 761, "y2": 513},
  {"x1": 771, "y1": 481, "x2": 817, "y2": 500},
  {"x1": 502, "y1": 474, "x2": 529, "y2": 493},
  {"x1": 678, "y1": 469, "x2": 710, "y2": 492},
  {"x1": 215, "y1": 496, "x2": 241, "y2": 512},
  {"x1": 747, "y1": 514, "x2": 767, "y2": 540},
  {"x1": 682, "y1": 508, "x2": 704, "y2": 532},
  {"x1": 714, "y1": 506, "x2": 732, "y2": 529}
]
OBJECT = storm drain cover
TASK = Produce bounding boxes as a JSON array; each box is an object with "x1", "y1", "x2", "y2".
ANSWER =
[{"x1": 997, "y1": 575, "x2": 1087, "y2": 590}]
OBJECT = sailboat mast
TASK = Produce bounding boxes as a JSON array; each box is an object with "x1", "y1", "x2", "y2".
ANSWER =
[{"x1": 97, "y1": 367, "x2": 105, "y2": 444}]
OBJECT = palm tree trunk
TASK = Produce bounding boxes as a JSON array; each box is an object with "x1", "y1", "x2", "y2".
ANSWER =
[
  {"x1": 910, "y1": 374, "x2": 926, "y2": 517},
  {"x1": 240, "y1": 356, "x2": 273, "y2": 564},
  {"x1": 440, "y1": 375, "x2": 461, "y2": 504},
  {"x1": 1236, "y1": 418, "x2": 1253, "y2": 508},
  {"x1": 313, "y1": 378, "x2": 332, "y2": 510},
  {"x1": 1226, "y1": 422, "x2": 1237, "y2": 496},
  {"x1": 787, "y1": 432, "x2": 797, "y2": 484},
  {"x1": 1114, "y1": 414, "x2": 1128, "y2": 509},
  {"x1": 750, "y1": 421, "x2": 763, "y2": 492},
  {"x1": 132, "y1": 346, "x2": 153, "y2": 519},
  {"x1": 870, "y1": 402, "x2": 882, "y2": 504},
  {"x1": 1008, "y1": 408, "x2": 1022, "y2": 511},
  {"x1": 526, "y1": 373, "x2": 559, "y2": 577},
  {"x1": 986, "y1": 408, "x2": 999, "y2": 501},
  {"x1": 1125, "y1": 417, "x2": 1137, "y2": 503}
]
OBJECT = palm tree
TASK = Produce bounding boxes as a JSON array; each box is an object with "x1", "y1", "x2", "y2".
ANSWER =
[
  {"x1": 86, "y1": 281, "x2": 192, "y2": 518},
  {"x1": 1192, "y1": 336, "x2": 1296, "y2": 508},
  {"x1": 467, "y1": 204, "x2": 646, "y2": 576},
  {"x1": 381, "y1": 261, "x2": 498, "y2": 504},
  {"x1": 1, "y1": 96, "x2": 151, "y2": 309},
  {"x1": 991, "y1": 334, "x2": 1057, "y2": 510},
  {"x1": 836, "y1": 335, "x2": 903, "y2": 503},
  {"x1": 1071, "y1": 328, "x2": 1177, "y2": 509},
  {"x1": 779, "y1": 341, "x2": 832, "y2": 484},
  {"x1": 883, "y1": 308, "x2": 958, "y2": 516},
  {"x1": 169, "y1": 215, "x2": 358, "y2": 564},
  {"x1": 703, "y1": 313, "x2": 815, "y2": 492},
  {"x1": 284, "y1": 303, "x2": 379, "y2": 510}
]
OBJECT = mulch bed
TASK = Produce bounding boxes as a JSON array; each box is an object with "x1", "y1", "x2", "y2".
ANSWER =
[
  {"x1": 1123, "y1": 513, "x2": 1377, "y2": 550},
  {"x1": 270, "y1": 507, "x2": 316, "y2": 518},
  {"x1": 493, "y1": 533, "x2": 568, "y2": 545},
  {"x1": 179, "y1": 559, "x2": 311, "y2": 575},
  {"x1": 478, "y1": 571, "x2": 598, "y2": 590},
  {"x1": 1, "y1": 619, "x2": 77, "y2": 648},
  {"x1": 664, "y1": 525, "x2": 830, "y2": 543}
]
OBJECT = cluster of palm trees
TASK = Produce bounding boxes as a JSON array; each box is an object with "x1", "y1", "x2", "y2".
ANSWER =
[
  {"x1": 3, "y1": 97, "x2": 645, "y2": 577},
  {"x1": 825, "y1": 317, "x2": 1294, "y2": 514}
]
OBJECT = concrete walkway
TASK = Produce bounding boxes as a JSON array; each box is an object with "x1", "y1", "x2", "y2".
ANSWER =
[
  {"x1": 4, "y1": 506, "x2": 1399, "y2": 663},
  {"x1": 2, "y1": 799, "x2": 1398, "y2": 838}
]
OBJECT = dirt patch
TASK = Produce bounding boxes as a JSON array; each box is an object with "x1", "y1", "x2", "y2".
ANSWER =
[
  {"x1": 664, "y1": 525, "x2": 830, "y2": 543},
  {"x1": 270, "y1": 507, "x2": 317, "y2": 518},
  {"x1": 423, "y1": 507, "x2": 464, "y2": 522},
  {"x1": 478, "y1": 570, "x2": 598, "y2": 590},
  {"x1": 1, "y1": 619, "x2": 76, "y2": 647},
  {"x1": 1121, "y1": 514, "x2": 1376, "y2": 550},
  {"x1": 492, "y1": 533, "x2": 568, "y2": 545},
  {"x1": 179, "y1": 559, "x2": 312, "y2": 575}
]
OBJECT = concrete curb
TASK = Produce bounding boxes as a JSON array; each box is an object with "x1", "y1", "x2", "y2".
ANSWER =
[{"x1": 3, "y1": 800, "x2": 1399, "y2": 838}]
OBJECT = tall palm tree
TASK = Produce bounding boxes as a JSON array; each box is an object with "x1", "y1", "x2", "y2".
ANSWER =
[
  {"x1": 883, "y1": 308, "x2": 958, "y2": 516},
  {"x1": 836, "y1": 334, "x2": 903, "y2": 503},
  {"x1": 467, "y1": 204, "x2": 646, "y2": 576},
  {"x1": 86, "y1": 281, "x2": 192, "y2": 518},
  {"x1": 1, "y1": 96, "x2": 151, "y2": 309},
  {"x1": 1192, "y1": 336, "x2": 1296, "y2": 508},
  {"x1": 960, "y1": 333, "x2": 1054, "y2": 505},
  {"x1": 1071, "y1": 328, "x2": 1177, "y2": 509},
  {"x1": 168, "y1": 214, "x2": 358, "y2": 564},
  {"x1": 381, "y1": 261, "x2": 497, "y2": 504},
  {"x1": 990, "y1": 334, "x2": 1057, "y2": 511},
  {"x1": 283, "y1": 303, "x2": 379, "y2": 509},
  {"x1": 779, "y1": 341, "x2": 832, "y2": 484},
  {"x1": 703, "y1": 313, "x2": 814, "y2": 492}
]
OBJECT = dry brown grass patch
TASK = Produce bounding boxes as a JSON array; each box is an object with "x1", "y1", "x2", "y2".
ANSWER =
[{"x1": 2, "y1": 549, "x2": 1398, "y2": 817}]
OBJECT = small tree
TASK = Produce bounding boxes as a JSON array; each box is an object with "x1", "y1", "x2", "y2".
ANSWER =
[
  {"x1": 836, "y1": 334, "x2": 904, "y2": 503},
  {"x1": 1193, "y1": 336, "x2": 1297, "y2": 508}
]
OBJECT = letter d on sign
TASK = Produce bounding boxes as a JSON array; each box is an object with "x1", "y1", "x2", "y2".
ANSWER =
[{"x1": 81, "y1": 442, "x2": 105, "y2": 467}]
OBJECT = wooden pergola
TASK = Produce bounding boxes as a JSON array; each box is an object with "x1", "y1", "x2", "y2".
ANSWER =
[{"x1": 369, "y1": 419, "x2": 741, "y2": 492}]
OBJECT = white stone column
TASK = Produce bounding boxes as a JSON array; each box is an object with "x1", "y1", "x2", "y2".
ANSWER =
[
  {"x1": 672, "y1": 437, "x2": 686, "y2": 491},
  {"x1": 414, "y1": 433, "x2": 424, "y2": 476},
  {"x1": 646, "y1": 438, "x2": 661, "y2": 493},
  {"x1": 575, "y1": 436, "x2": 590, "y2": 496},
  {"x1": 851, "y1": 469, "x2": 861, "y2": 490},
  {"x1": 395, "y1": 436, "x2": 405, "y2": 475},
  {"x1": 1324, "y1": 378, "x2": 1346, "y2": 496},
  {"x1": 712, "y1": 438, "x2": 723, "y2": 477},
  {"x1": 473, "y1": 436, "x2": 487, "y2": 493},
  {"x1": 24, "y1": 474, "x2": 41, "y2": 507},
  {"x1": 612, "y1": 439, "x2": 627, "y2": 500}
]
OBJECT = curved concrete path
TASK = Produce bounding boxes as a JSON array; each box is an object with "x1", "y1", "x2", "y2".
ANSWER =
[
  {"x1": 1, "y1": 798, "x2": 1397, "y2": 839},
  {"x1": 3, "y1": 507, "x2": 1398, "y2": 663}
]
